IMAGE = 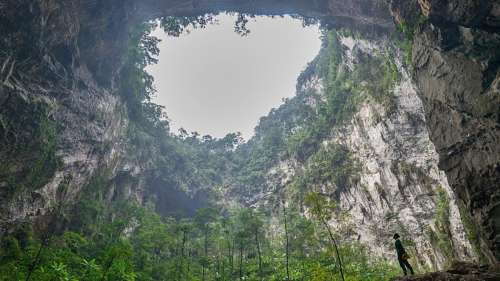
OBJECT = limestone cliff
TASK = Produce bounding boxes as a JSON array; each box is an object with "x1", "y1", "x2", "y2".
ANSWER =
[
  {"x1": 237, "y1": 32, "x2": 477, "y2": 270},
  {"x1": 0, "y1": 0, "x2": 498, "y2": 268},
  {"x1": 391, "y1": 0, "x2": 500, "y2": 263}
]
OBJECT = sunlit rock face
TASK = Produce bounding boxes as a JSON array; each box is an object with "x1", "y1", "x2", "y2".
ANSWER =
[
  {"x1": 252, "y1": 34, "x2": 476, "y2": 270},
  {"x1": 332, "y1": 36, "x2": 475, "y2": 269},
  {"x1": 0, "y1": 0, "x2": 498, "y2": 265}
]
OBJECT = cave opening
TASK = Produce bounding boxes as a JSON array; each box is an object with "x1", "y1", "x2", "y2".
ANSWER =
[
  {"x1": 1, "y1": 1, "x2": 499, "y2": 279},
  {"x1": 116, "y1": 1, "x2": 497, "y2": 260},
  {"x1": 147, "y1": 13, "x2": 322, "y2": 139}
]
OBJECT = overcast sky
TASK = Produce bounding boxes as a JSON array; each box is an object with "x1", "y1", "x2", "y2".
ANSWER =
[{"x1": 147, "y1": 14, "x2": 321, "y2": 140}]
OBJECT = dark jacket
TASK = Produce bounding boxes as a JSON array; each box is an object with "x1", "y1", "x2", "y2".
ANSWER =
[{"x1": 395, "y1": 239, "x2": 405, "y2": 258}]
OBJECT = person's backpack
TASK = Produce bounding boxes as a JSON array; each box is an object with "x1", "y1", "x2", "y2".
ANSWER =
[{"x1": 402, "y1": 253, "x2": 410, "y2": 260}]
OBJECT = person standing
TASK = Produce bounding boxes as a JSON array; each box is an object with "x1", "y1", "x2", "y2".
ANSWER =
[{"x1": 393, "y1": 233, "x2": 414, "y2": 276}]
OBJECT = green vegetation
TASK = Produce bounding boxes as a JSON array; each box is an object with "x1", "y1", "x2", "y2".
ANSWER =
[
  {"x1": 118, "y1": 19, "x2": 239, "y2": 218},
  {"x1": 19, "y1": 103, "x2": 60, "y2": 191},
  {"x1": 428, "y1": 188, "x2": 454, "y2": 264},
  {"x1": 458, "y1": 201, "x2": 487, "y2": 264},
  {"x1": 285, "y1": 31, "x2": 400, "y2": 161},
  {"x1": 0, "y1": 97, "x2": 61, "y2": 196},
  {"x1": 160, "y1": 15, "x2": 216, "y2": 37},
  {"x1": 0, "y1": 19, "x2": 407, "y2": 280},
  {"x1": 394, "y1": 15, "x2": 427, "y2": 66},
  {"x1": 305, "y1": 192, "x2": 346, "y2": 281},
  {"x1": 0, "y1": 198, "x2": 399, "y2": 281},
  {"x1": 290, "y1": 144, "x2": 360, "y2": 201},
  {"x1": 119, "y1": 21, "x2": 162, "y2": 130}
]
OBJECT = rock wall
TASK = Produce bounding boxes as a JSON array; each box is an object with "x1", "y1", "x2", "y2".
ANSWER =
[
  {"x1": 0, "y1": 0, "x2": 498, "y2": 265},
  {"x1": 333, "y1": 36, "x2": 475, "y2": 269},
  {"x1": 412, "y1": 23, "x2": 500, "y2": 264},
  {"x1": 391, "y1": 0, "x2": 500, "y2": 263},
  {"x1": 0, "y1": 0, "x2": 145, "y2": 234},
  {"x1": 249, "y1": 34, "x2": 476, "y2": 270}
]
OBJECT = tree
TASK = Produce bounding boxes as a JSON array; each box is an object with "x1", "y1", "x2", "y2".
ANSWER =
[
  {"x1": 176, "y1": 219, "x2": 195, "y2": 281},
  {"x1": 288, "y1": 211, "x2": 316, "y2": 281},
  {"x1": 220, "y1": 217, "x2": 235, "y2": 280},
  {"x1": 282, "y1": 200, "x2": 291, "y2": 281},
  {"x1": 252, "y1": 214, "x2": 264, "y2": 281},
  {"x1": 195, "y1": 207, "x2": 219, "y2": 281},
  {"x1": 235, "y1": 208, "x2": 265, "y2": 280},
  {"x1": 304, "y1": 192, "x2": 345, "y2": 281},
  {"x1": 100, "y1": 240, "x2": 135, "y2": 281}
]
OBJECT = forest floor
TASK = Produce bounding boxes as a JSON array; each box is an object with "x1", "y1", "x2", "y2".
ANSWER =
[{"x1": 390, "y1": 261, "x2": 500, "y2": 281}]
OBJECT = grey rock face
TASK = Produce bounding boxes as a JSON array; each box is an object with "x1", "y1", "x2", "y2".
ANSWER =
[
  {"x1": 0, "y1": 0, "x2": 138, "y2": 232},
  {"x1": 1, "y1": 0, "x2": 499, "y2": 266},
  {"x1": 334, "y1": 36, "x2": 475, "y2": 269},
  {"x1": 0, "y1": 63, "x2": 130, "y2": 233},
  {"x1": 412, "y1": 18, "x2": 500, "y2": 264},
  {"x1": 417, "y1": 0, "x2": 499, "y2": 29},
  {"x1": 390, "y1": 0, "x2": 500, "y2": 264},
  {"x1": 256, "y1": 35, "x2": 476, "y2": 270}
]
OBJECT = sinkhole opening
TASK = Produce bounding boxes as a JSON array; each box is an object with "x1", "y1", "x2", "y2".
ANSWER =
[{"x1": 146, "y1": 13, "x2": 321, "y2": 140}]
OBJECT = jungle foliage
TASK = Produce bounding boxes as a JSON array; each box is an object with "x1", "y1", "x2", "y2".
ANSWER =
[
  {"x1": 0, "y1": 198, "x2": 399, "y2": 281},
  {"x1": 0, "y1": 16, "x2": 405, "y2": 281}
]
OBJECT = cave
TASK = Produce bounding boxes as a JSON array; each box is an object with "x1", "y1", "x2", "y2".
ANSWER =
[{"x1": 0, "y1": 0, "x2": 499, "y2": 279}]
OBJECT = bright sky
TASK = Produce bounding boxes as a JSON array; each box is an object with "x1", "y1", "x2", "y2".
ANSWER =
[{"x1": 147, "y1": 14, "x2": 321, "y2": 140}]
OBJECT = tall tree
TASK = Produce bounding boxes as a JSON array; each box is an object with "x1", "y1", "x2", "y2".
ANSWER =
[
  {"x1": 235, "y1": 230, "x2": 246, "y2": 281},
  {"x1": 176, "y1": 219, "x2": 194, "y2": 281},
  {"x1": 195, "y1": 207, "x2": 218, "y2": 281},
  {"x1": 305, "y1": 192, "x2": 345, "y2": 281},
  {"x1": 245, "y1": 209, "x2": 264, "y2": 280},
  {"x1": 282, "y1": 200, "x2": 291, "y2": 281},
  {"x1": 289, "y1": 211, "x2": 316, "y2": 281}
]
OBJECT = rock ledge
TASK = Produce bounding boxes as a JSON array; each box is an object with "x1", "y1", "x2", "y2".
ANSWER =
[{"x1": 390, "y1": 262, "x2": 500, "y2": 281}]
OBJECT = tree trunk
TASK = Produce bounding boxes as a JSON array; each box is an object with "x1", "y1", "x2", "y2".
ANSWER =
[
  {"x1": 25, "y1": 239, "x2": 46, "y2": 281},
  {"x1": 226, "y1": 239, "x2": 231, "y2": 279},
  {"x1": 255, "y1": 228, "x2": 263, "y2": 280},
  {"x1": 283, "y1": 202, "x2": 291, "y2": 281},
  {"x1": 214, "y1": 254, "x2": 220, "y2": 281},
  {"x1": 187, "y1": 248, "x2": 192, "y2": 279},
  {"x1": 239, "y1": 240, "x2": 244, "y2": 281},
  {"x1": 221, "y1": 254, "x2": 226, "y2": 281},
  {"x1": 26, "y1": 207, "x2": 60, "y2": 281},
  {"x1": 230, "y1": 237, "x2": 235, "y2": 278},
  {"x1": 178, "y1": 229, "x2": 187, "y2": 281},
  {"x1": 300, "y1": 248, "x2": 306, "y2": 281},
  {"x1": 202, "y1": 227, "x2": 208, "y2": 281},
  {"x1": 321, "y1": 218, "x2": 345, "y2": 281}
]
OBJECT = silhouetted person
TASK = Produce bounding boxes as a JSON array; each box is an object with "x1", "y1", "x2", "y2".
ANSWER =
[{"x1": 393, "y1": 233, "x2": 414, "y2": 276}]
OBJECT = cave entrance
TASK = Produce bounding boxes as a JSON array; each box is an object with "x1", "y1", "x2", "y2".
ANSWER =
[
  {"x1": 146, "y1": 13, "x2": 321, "y2": 140},
  {"x1": 128, "y1": 0, "x2": 394, "y2": 141}
]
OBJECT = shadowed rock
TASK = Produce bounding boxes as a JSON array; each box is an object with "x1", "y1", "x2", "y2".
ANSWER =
[
  {"x1": 390, "y1": 261, "x2": 500, "y2": 281},
  {"x1": 0, "y1": 0, "x2": 499, "y2": 266}
]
